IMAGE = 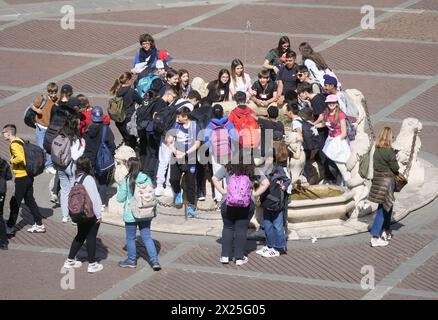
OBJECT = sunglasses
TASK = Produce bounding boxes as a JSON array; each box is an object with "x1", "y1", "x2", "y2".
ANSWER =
[
  {"x1": 296, "y1": 73, "x2": 303, "y2": 77},
  {"x1": 48, "y1": 90, "x2": 58, "y2": 94}
]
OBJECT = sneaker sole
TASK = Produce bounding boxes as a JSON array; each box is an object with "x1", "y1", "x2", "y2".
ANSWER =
[{"x1": 119, "y1": 264, "x2": 137, "y2": 269}]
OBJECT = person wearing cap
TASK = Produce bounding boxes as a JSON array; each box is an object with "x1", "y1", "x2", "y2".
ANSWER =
[
  {"x1": 83, "y1": 106, "x2": 116, "y2": 209},
  {"x1": 77, "y1": 94, "x2": 110, "y2": 136},
  {"x1": 313, "y1": 94, "x2": 351, "y2": 185},
  {"x1": 323, "y1": 74, "x2": 347, "y2": 114}
]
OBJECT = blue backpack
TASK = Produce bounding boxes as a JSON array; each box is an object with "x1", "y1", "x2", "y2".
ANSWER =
[
  {"x1": 136, "y1": 74, "x2": 160, "y2": 98},
  {"x1": 95, "y1": 126, "x2": 115, "y2": 177}
]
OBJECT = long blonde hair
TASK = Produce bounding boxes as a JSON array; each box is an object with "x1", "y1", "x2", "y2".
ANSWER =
[
  {"x1": 110, "y1": 72, "x2": 133, "y2": 95},
  {"x1": 323, "y1": 102, "x2": 341, "y2": 124},
  {"x1": 375, "y1": 127, "x2": 393, "y2": 148}
]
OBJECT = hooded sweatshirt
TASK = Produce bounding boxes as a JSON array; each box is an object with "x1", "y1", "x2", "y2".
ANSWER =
[
  {"x1": 116, "y1": 172, "x2": 155, "y2": 223},
  {"x1": 204, "y1": 116, "x2": 239, "y2": 150},
  {"x1": 116, "y1": 87, "x2": 143, "y2": 120},
  {"x1": 83, "y1": 123, "x2": 116, "y2": 163},
  {"x1": 228, "y1": 105, "x2": 257, "y2": 132}
]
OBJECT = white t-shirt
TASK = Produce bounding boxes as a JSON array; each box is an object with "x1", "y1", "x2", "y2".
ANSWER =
[
  {"x1": 230, "y1": 73, "x2": 251, "y2": 94},
  {"x1": 292, "y1": 116, "x2": 303, "y2": 132}
]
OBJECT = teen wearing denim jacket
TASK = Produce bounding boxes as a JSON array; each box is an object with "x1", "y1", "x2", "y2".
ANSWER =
[{"x1": 116, "y1": 157, "x2": 161, "y2": 271}]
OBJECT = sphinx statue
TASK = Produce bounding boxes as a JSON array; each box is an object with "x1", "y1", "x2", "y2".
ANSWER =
[
  {"x1": 344, "y1": 90, "x2": 374, "y2": 217},
  {"x1": 284, "y1": 130, "x2": 307, "y2": 184},
  {"x1": 107, "y1": 145, "x2": 137, "y2": 216},
  {"x1": 392, "y1": 117, "x2": 424, "y2": 187}
]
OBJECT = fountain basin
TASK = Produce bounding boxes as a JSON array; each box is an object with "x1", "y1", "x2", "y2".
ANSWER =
[{"x1": 288, "y1": 185, "x2": 355, "y2": 223}]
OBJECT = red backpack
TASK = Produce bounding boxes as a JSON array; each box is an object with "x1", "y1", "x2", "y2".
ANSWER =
[{"x1": 232, "y1": 111, "x2": 261, "y2": 149}]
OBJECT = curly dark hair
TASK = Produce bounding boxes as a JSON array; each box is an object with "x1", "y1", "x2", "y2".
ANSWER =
[{"x1": 225, "y1": 150, "x2": 256, "y2": 181}]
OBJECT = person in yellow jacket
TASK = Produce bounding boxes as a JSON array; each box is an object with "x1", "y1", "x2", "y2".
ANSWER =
[{"x1": 3, "y1": 124, "x2": 45, "y2": 234}]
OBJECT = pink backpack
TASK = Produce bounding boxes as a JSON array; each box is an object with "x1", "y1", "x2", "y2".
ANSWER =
[
  {"x1": 210, "y1": 123, "x2": 231, "y2": 158},
  {"x1": 226, "y1": 175, "x2": 251, "y2": 207}
]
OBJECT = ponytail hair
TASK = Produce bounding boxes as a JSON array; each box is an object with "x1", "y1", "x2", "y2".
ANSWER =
[
  {"x1": 110, "y1": 72, "x2": 133, "y2": 95},
  {"x1": 127, "y1": 157, "x2": 141, "y2": 194}
]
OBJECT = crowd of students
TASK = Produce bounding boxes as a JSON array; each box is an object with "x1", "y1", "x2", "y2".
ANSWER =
[{"x1": 0, "y1": 33, "x2": 400, "y2": 272}]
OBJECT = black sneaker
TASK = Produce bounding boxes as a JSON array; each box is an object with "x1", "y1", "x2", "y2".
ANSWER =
[
  {"x1": 152, "y1": 263, "x2": 162, "y2": 271},
  {"x1": 198, "y1": 192, "x2": 206, "y2": 201},
  {"x1": 0, "y1": 243, "x2": 8, "y2": 250}
]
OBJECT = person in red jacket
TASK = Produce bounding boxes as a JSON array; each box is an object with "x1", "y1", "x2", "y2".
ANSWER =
[
  {"x1": 77, "y1": 95, "x2": 110, "y2": 136},
  {"x1": 228, "y1": 91, "x2": 261, "y2": 154}
]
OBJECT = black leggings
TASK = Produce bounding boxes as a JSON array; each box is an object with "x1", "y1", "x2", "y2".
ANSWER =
[
  {"x1": 68, "y1": 217, "x2": 100, "y2": 263},
  {"x1": 116, "y1": 119, "x2": 137, "y2": 149}
]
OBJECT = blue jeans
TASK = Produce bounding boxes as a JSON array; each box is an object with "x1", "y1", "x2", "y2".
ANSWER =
[
  {"x1": 263, "y1": 210, "x2": 287, "y2": 250},
  {"x1": 125, "y1": 220, "x2": 158, "y2": 264},
  {"x1": 370, "y1": 204, "x2": 393, "y2": 237},
  {"x1": 35, "y1": 125, "x2": 52, "y2": 168},
  {"x1": 58, "y1": 162, "x2": 76, "y2": 218}
]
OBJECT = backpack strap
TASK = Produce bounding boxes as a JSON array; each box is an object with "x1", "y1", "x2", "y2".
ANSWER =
[
  {"x1": 101, "y1": 125, "x2": 108, "y2": 144},
  {"x1": 76, "y1": 174, "x2": 87, "y2": 186},
  {"x1": 38, "y1": 95, "x2": 48, "y2": 110}
]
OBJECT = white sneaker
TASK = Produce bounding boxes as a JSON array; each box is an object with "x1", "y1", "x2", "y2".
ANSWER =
[
  {"x1": 155, "y1": 185, "x2": 165, "y2": 197},
  {"x1": 381, "y1": 231, "x2": 392, "y2": 241},
  {"x1": 219, "y1": 256, "x2": 229, "y2": 264},
  {"x1": 63, "y1": 259, "x2": 82, "y2": 269},
  {"x1": 262, "y1": 248, "x2": 280, "y2": 258},
  {"x1": 256, "y1": 246, "x2": 269, "y2": 255},
  {"x1": 88, "y1": 262, "x2": 104, "y2": 273},
  {"x1": 45, "y1": 167, "x2": 56, "y2": 175},
  {"x1": 62, "y1": 216, "x2": 69, "y2": 223},
  {"x1": 235, "y1": 256, "x2": 248, "y2": 266},
  {"x1": 370, "y1": 237, "x2": 389, "y2": 247},
  {"x1": 27, "y1": 224, "x2": 46, "y2": 233}
]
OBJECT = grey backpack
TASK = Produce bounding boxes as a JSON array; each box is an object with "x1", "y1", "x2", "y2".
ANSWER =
[{"x1": 51, "y1": 134, "x2": 72, "y2": 169}]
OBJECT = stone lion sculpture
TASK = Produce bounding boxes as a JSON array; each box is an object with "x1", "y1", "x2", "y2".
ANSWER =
[
  {"x1": 284, "y1": 130, "x2": 307, "y2": 184},
  {"x1": 392, "y1": 117, "x2": 424, "y2": 187},
  {"x1": 345, "y1": 90, "x2": 374, "y2": 217},
  {"x1": 113, "y1": 145, "x2": 137, "y2": 184},
  {"x1": 108, "y1": 145, "x2": 137, "y2": 216}
]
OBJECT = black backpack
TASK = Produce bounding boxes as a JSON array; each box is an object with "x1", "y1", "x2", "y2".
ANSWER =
[
  {"x1": 260, "y1": 166, "x2": 290, "y2": 213},
  {"x1": 136, "y1": 97, "x2": 157, "y2": 132},
  {"x1": 297, "y1": 119, "x2": 321, "y2": 151},
  {"x1": 153, "y1": 101, "x2": 187, "y2": 135},
  {"x1": 10, "y1": 140, "x2": 45, "y2": 177},
  {"x1": 23, "y1": 95, "x2": 47, "y2": 129}
]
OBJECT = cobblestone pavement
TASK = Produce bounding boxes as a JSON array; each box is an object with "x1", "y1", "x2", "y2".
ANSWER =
[{"x1": 0, "y1": 0, "x2": 437, "y2": 301}]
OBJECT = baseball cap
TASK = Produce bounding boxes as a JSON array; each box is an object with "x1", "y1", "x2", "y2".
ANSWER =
[
  {"x1": 91, "y1": 106, "x2": 104, "y2": 122},
  {"x1": 67, "y1": 97, "x2": 81, "y2": 109},
  {"x1": 325, "y1": 94, "x2": 338, "y2": 103},
  {"x1": 61, "y1": 84, "x2": 73, "y2": 95},
  {"x1": 323, "y1": 74, "x2": 337, "y2": 87}
]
